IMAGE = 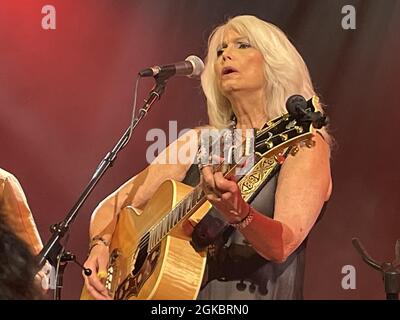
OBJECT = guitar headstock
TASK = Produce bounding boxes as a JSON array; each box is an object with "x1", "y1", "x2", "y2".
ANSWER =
[
  {"x1": 196, "y1": 95, "x2": 327, "y2": 175},
  {"x1": 255, "y1": 95, "x2": 327, "y2": 157}
]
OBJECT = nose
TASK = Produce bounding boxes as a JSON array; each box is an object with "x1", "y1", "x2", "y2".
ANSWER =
[
  {"x1": 222, "y1": 45, "x2": 233, "y2": 61},
  {"x1": 222, "y1": 52, "x2": 232, "y2": 61},
  {"x1": 222, "y1": 54, "x2": 231, "y2": 62}
]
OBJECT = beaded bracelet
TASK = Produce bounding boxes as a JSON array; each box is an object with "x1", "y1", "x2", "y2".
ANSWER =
[
  {"x1": 230, "y1": 206, "x2": 254, "y2": 230},
  {"x1": 88, "y1": 235, "x2": 110, "y2": 253}
]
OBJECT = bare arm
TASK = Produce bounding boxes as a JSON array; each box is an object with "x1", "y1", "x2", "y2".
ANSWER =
[
  {"x1": 88, "y1": 129, "x2": 199, "y2": 242},
  {"x1": 240, "y1": 134, "x2": 332, "y2": 261},
  {"x1": 202, "y1": 133, "x2": 332, "y2": 262},
  {"x1": 0, "y1": 170, "x2": 52, "y2": 292},
  {"x1": 83, "y1": 129, "x2": 198, "y2": 299}
]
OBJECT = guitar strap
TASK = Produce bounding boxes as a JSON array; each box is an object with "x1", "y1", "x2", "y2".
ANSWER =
[{"x1": 190, "y1": 146, "x2": 292, "y2": 252}]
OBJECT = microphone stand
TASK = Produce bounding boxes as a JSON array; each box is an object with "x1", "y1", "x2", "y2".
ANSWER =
[
  {"x1": 37, "y1": 76, "x2": 168, "y2": 299},
  {"x1": 352, "y1": 238, "x2": 400, "y2": 300}
]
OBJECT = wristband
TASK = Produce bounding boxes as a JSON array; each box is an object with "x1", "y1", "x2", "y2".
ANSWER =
[{"x1": 230, "y1": 206, "x2": 254, "y2": 230}]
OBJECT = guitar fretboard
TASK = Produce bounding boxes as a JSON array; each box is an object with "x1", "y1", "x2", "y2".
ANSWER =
[
  {"x1": 136, "y1": 106, "x2": 317, "y2": 254},
  {"x1": 147, "y1": 185, "x2": 205, "y2": 252}
]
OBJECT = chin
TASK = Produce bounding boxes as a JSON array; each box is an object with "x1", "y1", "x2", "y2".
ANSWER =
[{"x1": 220, "y1": 81, "x2": 239, "y2": 94}]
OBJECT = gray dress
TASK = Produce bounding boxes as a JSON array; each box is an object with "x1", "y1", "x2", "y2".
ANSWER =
[{"x1": 182, "y1": 164, "x2": 309, "y2": 300}]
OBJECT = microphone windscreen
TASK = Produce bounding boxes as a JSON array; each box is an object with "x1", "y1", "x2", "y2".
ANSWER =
[{"x1": 185, "y1": 55, "x2": 205, "y2": 77}]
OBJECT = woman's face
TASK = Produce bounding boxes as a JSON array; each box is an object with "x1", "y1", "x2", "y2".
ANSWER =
[{"x1": 214, "y1": 28, "x2": 266, "y2": 97}]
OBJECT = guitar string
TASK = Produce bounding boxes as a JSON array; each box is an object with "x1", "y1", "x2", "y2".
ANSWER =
[
  {"x1": 136, "y1": 125, "x2": 303, "y2": 252},
  {"x1": 137, "y1": 126, "x2": 306, "y2": 253},
  {"x1": 136, "y1": 117, "x2": 305, "y2": 252}
]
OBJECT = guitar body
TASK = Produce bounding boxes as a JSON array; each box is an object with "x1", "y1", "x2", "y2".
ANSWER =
[{"x1": 81, "y1": 179, "x2": 212, "y2": 300}]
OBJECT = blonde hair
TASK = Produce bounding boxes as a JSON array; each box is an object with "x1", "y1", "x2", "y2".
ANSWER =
[{"x1": 201, "y1": 15, "x2": 330, "y2": 144}]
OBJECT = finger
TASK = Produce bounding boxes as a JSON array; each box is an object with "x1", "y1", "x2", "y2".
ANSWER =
[
  {"x1": 83, "y1": 259, "x2": 110, "y2": 298},
  {"x1": 201, "y1": 167, "x2": 216, "y2": 190},
  {"x1": 34, "y1": 271, "x2": 49, "y2": 291},
  {"x1": 201, "y1": 174, "x2": 220, "y2": 197},
  {"x1": 84, "y1": 273, "x2": 102, "y2": 299},
  {"x1": 36, "y1": 271, "x2": 45, "y2": 280},
  {"x1": 86, "y1": 271, "x2": 104, "y2": 290},
  {"x1": 87, "y1": 272, "x2": 110, "y2": 299},
  {"x1": 200, "y1": 164, "x2": 213, "y2": 175},
  {"x1": 206, "y1": 193, "x2": 221, "y2": 203},
  {"x1": 34, "y1": 273, "x2": 43, "y2": 287},
  {"x1": 221, "y1": 191, "x2": 232, "y2": 201},
  {"x1": 214, "y1": 172, "x2": 236, "y2": 193},
  {"x1": 209, "y1": 184, "x2": 223, "y2": 198},
  {"x1": 225, "y1": 173, "x2": 237, "y2": 182},
  {"x1": 90, "y1": 270, "x2": 109, "y2": 294},
  {"x1": 85, "y1": 278, "x2": 108, "y2": 300}
]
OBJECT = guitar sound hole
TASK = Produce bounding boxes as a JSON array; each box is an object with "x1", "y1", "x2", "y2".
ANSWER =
[
  {"x1": 115, "y1": 245, "x2": 161, "y2": 299},
  {"x1": 132, "y1": 240, "x2": 149, "y2": 275}
]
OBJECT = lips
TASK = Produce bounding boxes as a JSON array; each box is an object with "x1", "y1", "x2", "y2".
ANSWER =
[{"x1": 221, "y1": 66, "x2": 238, "y2": 75}]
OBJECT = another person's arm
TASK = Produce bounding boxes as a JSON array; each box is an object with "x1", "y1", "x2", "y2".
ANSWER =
[
  {"x1": 0, "y1": 171, "x2": 43, "y2": 255},
  {"x1": 0, "y1": 169, "x2": 51, "y2": 291}
]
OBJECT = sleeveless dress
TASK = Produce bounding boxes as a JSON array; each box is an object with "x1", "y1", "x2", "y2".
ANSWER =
[{"x1": 182, "y1": 164, "x2": 308, "y2": 300}]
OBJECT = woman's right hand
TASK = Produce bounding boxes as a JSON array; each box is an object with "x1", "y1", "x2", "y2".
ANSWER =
[{"x1": 83, "y1": 244, "x2": 112, "y2": 300}]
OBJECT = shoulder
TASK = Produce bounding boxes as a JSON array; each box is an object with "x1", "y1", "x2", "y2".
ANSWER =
[
  {"x1": 0, "y1": 167, "x2": 12, "y2": 181},
  {"x1": 0, "y1": 168, "x2": 29, "y2": 202},
  {"x1": 279, "y1": 132, "x2": 332, "y2": 200},
  {"x1": 283, "y1": 132, "x2": 331, "y2": 168},
  {"x1": 0, "y1": 168, "x2": 22, "y2": 189}
]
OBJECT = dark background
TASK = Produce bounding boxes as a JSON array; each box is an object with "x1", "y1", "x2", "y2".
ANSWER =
[{"x1": 1, "y1": 0, "x2": 399, "y2": 299}]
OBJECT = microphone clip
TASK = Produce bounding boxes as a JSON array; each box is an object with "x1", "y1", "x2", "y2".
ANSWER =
[{"x1": 286, "y1": 95, "x2": 329, "y2": 129}]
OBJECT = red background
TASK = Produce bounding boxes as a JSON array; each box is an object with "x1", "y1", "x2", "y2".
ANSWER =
[{"x1": 1, "y1": 0, "x2": 399, "y2": 299}]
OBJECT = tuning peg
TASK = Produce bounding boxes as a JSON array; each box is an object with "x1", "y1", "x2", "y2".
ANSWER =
[
  {"x1": 294, "y1": 126, "x2": 304, "y2": 134},
  {"x1": 265, "y1": 141, "x2": 274, "y2": 149},
  {"x1": 305, "y1": 139, "x2": 316, "y2": 148},
  {"x1": 290, "y1": 145, "x2": 299, "y2": 156},
  {"x1": 274, "y1": 153, "x2": 286, "y2": 164}
]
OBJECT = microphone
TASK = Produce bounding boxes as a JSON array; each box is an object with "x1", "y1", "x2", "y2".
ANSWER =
[
  {"x1": 285, "y1": 95, "x2": 311, "y2": 117},
  {"x1": 138, "y1": 55, "x2": 204, "y2": 78},
  {"x1": 286, "y1": 95, "x2": 328, "y2": 129}
]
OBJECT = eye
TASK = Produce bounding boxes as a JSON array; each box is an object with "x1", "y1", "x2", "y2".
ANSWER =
[
  {"x1": 216, "y1": 43, "x2": 227, "y2": 57},
  {"x1": 238, "y1": 42, "x2": 251, "y2": 49}
]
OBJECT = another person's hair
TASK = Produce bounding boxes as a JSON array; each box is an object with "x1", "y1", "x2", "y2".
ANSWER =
[
  {"x1": 0, "y1": 214, "x2": 42, "y2": 300},
  {"x1": 201, "y1": 15, "x2": 330, "y2": 144}
]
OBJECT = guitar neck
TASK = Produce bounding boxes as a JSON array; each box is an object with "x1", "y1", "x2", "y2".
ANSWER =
[
  {"x1": 147, "y1": 184, "x2": 206, "y2": 252},
  {"x1": 145, "y1": 104, "x2": 321, "y2": 252}
]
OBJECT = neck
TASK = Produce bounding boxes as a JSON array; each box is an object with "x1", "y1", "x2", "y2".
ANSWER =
[{"x1": 228, "y1": 90, "x2": 268, "y2": 130}]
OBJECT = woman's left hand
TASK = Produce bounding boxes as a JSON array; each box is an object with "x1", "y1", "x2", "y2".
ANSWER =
[{"x1": 200, "y1": 166, "x2": 249, "y2": 224}]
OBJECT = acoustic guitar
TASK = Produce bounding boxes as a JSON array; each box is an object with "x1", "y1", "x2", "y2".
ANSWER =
[{"x1": 81, "y1": 95, "x2": 326, "y2": 300}]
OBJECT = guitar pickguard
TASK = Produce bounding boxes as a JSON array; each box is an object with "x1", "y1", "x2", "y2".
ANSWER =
[{"x1": 113, "y1": 245, "x2": 161, "y2": 300}]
